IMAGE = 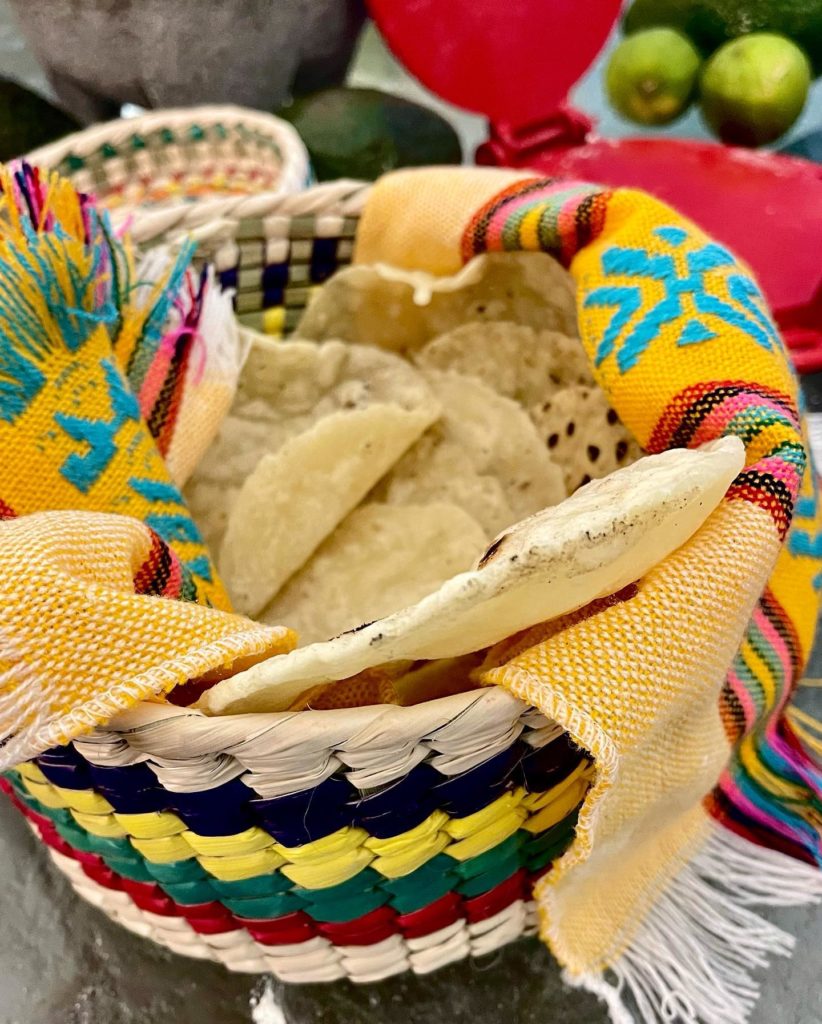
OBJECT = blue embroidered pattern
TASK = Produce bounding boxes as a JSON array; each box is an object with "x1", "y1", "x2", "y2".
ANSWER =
[
  {"x1": 55, "y1": 360, "x2": 140, "y2": 493},
  {"x1": 788, "y1": 494, "x2": 822, "y2": 590},
  {"x1": 584, "y1": 227, "x2": 780, "y2": 374},
  {"x1": 0, "y1": 214, "x2": 118, "y2": 424}
]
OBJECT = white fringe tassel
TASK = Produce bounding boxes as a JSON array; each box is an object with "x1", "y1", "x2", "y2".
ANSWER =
[{"x1": 564, "y1": 824, "x2": 822, "y2": 1024}]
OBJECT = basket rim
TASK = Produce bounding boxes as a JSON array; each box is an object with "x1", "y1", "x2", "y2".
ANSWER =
[
  {"x1": 70, "y1": 685, "x2": 550, "y2": 797},
  {"x1": 23, "y1": 104, "x2": 314, "y2": 241},
  {"x1": 106, "y1": 684, "x2": 528, "y2": 737},
  {"x1": 25, "y1": 102, "x2": 308, "y2": 168}
]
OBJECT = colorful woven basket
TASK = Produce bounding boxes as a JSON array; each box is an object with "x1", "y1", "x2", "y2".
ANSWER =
[
  {"x1": 2, "y1": 168, "x2": 818, "y2": 1014},
  {"x1": 3, "y1": 691, "x2": 589, "y2": 981},
  {"x1": 24, "y1": 104, "x2": 311, "y2": 250},
  {"x1": 0, "y1": 180, "x2": 593, "y2": 980}
]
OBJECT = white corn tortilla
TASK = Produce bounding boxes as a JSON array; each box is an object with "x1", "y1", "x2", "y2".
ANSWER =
[
  {"x1": 220, "y1": 406, "x2": 442, "y2": 617},
  {"x1": 259, "y1": 502, "x2": 487, "y2": 644},
  {"x1": 199, "y1": 436, "x2": 745, "y2": 714},
  {"x1": 372, "y1": 370, "x2": 566, "y2": 535},
  {"x1": 413, "y1": 321, "x2": 594, "y2": 406},
  {"x1": 295, "y1": 252, "x2": 578, "y2": 355},
  {"x1": 184, "y1": 333, "x2": 440, "y2": 593}
]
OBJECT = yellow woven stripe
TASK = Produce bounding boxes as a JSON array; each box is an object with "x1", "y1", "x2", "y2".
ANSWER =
[
  {"x1": 198, "y1": 847, "x2": 286, "y2": 882},
  {"x1": 743, "y1": 421, "x2": 801, "y2": 467},
  {"x1": 446, "y1": 806, "x2": 527, "y2": 861},
  {"x1": 19, "y1": 777, "x2": 69, "y2": 810},
  {"x1": 262, "y1": 305, "x2": 285, "y2": 336},
  {"x1": 522, "y1": 777, "x2": 591, "y2": 835},
  {"x1": 521, "y1": 760, "x2": 590, "y2": 813},
  {"x1": 274, "y1": 827, "x2": 368, "y2": 863},
  {"x1": 114, "y1": 811, "x2": 188, "y2": 839},
  {"x1": 444, "y1": 790, "x2": 525, "y2": 840},
  {"x1": 370, "y1": 831, "x2": 451, "y2": 879},
  {"x1": 130, "y1": 833, "x2": 196, "y2": 863},
  {"x1": 364, "y1": 811, "x2": 449, "y2": 879},
  {"x1": 518, "y1": 206, "x2": 543, "y2": 252},
  {"x1": 50, "y1": 785, "x2": 113, "y2": 815},
  {"x1": 16, "y1": 762, "x2": 48, "y2": 784},
  {"x1": 739, "y1": 638, "x2": 776, "y2": 710},
  {"x1": 184, "y1": 826, "x2": 273, "y2": 857},
  {"x1": 737, "y1": 734, "x2": 809, "y2": 802},
  {"x1": 20, "y1": 764, "x2": 591, "y2": 886},
  {"x1": 364, "y1": 812, "x2": 448, "y2": 856},
  {"x1": 71, "y1": 810, "x2": 127, "y2": 838},
  {"x1": 281, "y1": 847, "x2": 374, "y2": 888}
]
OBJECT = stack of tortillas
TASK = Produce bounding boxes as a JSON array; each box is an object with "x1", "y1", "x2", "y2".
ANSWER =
[{"x1": 184, "y1": 253, "x2": 744, "y2": 714}]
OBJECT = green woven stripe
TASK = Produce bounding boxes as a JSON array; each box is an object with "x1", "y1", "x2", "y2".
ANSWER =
[
  {"x1": 209, "y1": 873, "x2": 295, "y2": 898},
  {"x1": 104, "y1": 856, "x2": 156, "y2": 883},
  {"x1": 146, "y1": 858, "x2": 210, "y2": 885},
  {"x1": 305, "y1": 890, "x2": 390, "y2": 923},
  {"x1": 457, "y1": 855, "x2": 521, "y2": 899},
  {"x1": 222, "y1": 891, "x2": 307, "y2": 919},
  {"x1": 526, "y1": 833, "x2": 578, "y2": 873},
  {"x1": 521, "y1": 809, "x2": 580, "y2": 858},
  {"x1": 8, "y1": 769, "x2": 581, "y2": 925},
  {"x1": 453, "y1": 833, "x2": 524, "y2": 880},
  {"x1": 381, "y1": 854, "x2": 460, "y2": 915}
]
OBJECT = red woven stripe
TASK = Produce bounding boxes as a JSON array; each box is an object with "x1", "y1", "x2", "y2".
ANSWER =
[
  {"x1": 12, "y1": 796, "x2": 536, "y2": 949},
  {"x1": 397, "y1": 892, "x2": 462, "y2": 939}
]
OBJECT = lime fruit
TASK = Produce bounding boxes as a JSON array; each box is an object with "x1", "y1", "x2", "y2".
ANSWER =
[
  {"x1": 606, "y1": 28, "x2": 702, "y2": 125},
  {"x1": 624, "y1": 0, "x2": 822, "y2": 74},
  {"x1": 699, "y1": 33, "x2": 811, "y2": 146}
]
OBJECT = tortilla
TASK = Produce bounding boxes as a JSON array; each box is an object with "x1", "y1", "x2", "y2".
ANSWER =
[
  {"x1": 295, "y1": 252, "x2": 578, "y2": 355},
  {"x1": 259, "y1": 502, "x2": 487, "y2": 645},
  {"x1": 413, "y1": 322, "x2": 594, "y2": 406},
  {"x1": 220, "y1": 407, "x2": 443, "y2": 617},
  {"x1": 184, "y1": 333, "x2": 440, "y2": 571},
  {"x1": 198, "y1": 436, "x2": 745, "y2": 714},
  {"x1": 529, "y1": 385, "x2": 645, "y2": 494},
  {"x1": 371, "y1": 370, "x2": 565, "y2": 536}
]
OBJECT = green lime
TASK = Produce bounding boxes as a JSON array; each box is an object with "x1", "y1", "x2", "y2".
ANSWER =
[
  {"x1": 606, "y1": 28, "x2": 702, "y2": 126},
  {"x1": 624, "y1": 0, "x2": 822, "y2": 73},
  {"x1": 699, "y1": 33, "x2": 811, "y2": 146}
]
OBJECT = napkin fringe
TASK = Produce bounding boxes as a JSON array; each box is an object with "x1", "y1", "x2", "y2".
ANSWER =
[{"x1": 566, "y1": 825, "x2": 822, "y2": 1024}]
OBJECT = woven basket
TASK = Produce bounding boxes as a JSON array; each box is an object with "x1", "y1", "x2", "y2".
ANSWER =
[
  {"x1": 24, "y1": 104, "x2": 312, "y2": 251},
  {"x1": 1, "y1": 182, "x2": 593, "y2": 983}
]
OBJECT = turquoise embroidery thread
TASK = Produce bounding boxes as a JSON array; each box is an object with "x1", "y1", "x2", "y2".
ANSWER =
[
  {"x1": 585, "y1": 229, "x2": 780, "y2": 373},
  {"x1": 56, "y1": 360, "x2": 140, "y2": 493}
]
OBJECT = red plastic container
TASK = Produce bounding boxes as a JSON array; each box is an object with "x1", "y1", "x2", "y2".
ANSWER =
[{"x1": 368, "y1": 0, "x2": 822, "y2": 373}]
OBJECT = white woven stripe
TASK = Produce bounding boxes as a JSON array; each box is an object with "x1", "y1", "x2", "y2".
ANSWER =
[
  {"x1": 45, "y1": 845, "x2": 534, "y2": 983},
  {"x1": 71, "y1": 688, "x2": 555, "y2": 798}
]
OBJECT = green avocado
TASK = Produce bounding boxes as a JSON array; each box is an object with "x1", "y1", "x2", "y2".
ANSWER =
[
  {"x1": 278, "y1": 87, "x2": 462, "y2": 182},
  {"x1": 0, "y1": 78, "x2": 80, "y2": 160},
  {"x1": 624, "y1": 0, "x2": 822, "y2": 71}
]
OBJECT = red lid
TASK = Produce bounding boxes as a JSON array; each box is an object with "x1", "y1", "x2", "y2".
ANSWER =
[{"x1": 367, "y1": 0, "x2": 621, "y2": 128}]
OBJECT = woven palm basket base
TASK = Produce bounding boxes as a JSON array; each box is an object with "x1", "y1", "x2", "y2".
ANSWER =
[{"x1": 0, "y1": 180, "x2": 608, "y2": 983}]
